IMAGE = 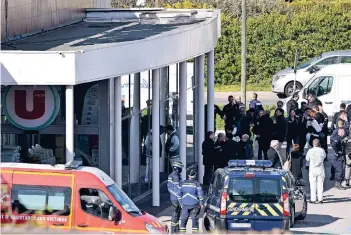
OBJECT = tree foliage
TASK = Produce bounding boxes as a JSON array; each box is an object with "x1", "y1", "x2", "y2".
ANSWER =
[
  {"x1": 112, "y1": 0, "x2": 351, "y2": 86},
  {"x1": 215, "y1": 1, "x2": 351, "y2": 85}
]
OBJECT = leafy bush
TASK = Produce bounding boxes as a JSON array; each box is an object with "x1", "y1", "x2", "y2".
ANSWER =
[
  {"x1": 112, "y1": 0, "x2": 351, "y2": 87},
  {"x1": 166, "y1": 0, "x2": 351, "y2": 86}
]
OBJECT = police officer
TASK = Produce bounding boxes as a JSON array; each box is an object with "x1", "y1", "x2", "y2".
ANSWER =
[
  {"x1": 167, "y1": 160, "x2": 184, "y2": 233},
  {"x1": 165, "y1": 125, "x2": 180, "y2": 168},
  {"x1": 177, "y1": 169, "x2": 204, "y2": 234},
  {"x1": 331, "y1": 120, "x2": 349, "y2": 190}
]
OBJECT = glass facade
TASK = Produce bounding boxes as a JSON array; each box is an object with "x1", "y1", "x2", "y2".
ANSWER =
[{"x1": 1, "y1": 61, "x2": 195, "y2": 200}]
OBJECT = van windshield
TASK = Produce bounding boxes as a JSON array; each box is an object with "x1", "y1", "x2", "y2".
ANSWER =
[
  {"x1": 228, "y1": 178, "x2": 281, "y2": 203},
  {"x1": 107, "y1": 184, "x2": 140, "y2": 214},
  {"x1": 297, "y1": 56, "x2": 321, "y2": 70}
]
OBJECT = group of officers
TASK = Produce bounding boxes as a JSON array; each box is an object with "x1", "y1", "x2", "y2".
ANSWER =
[
  {"x1": 167, "y1": 161, "x2": 204, "y2": 234},
  {"x1": 164, "y1": 91, "x2": 351, "y2": 233}
]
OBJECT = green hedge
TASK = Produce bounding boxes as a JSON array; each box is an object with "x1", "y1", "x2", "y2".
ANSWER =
[{"x1": 165, "y1": 0, "x2": 351, "y2": 86}]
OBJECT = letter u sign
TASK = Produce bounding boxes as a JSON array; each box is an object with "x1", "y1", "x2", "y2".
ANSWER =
[{"x1": 3, "y1": 86, "x2": 61, "y2": 130}]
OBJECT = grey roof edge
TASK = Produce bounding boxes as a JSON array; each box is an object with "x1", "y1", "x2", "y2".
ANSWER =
[
  {"x1": 75, "y1": 9, "x2": 221, "y2": 53},
  {"x1": 321, "y1": 50, "x2": 351, "y2": 57}
]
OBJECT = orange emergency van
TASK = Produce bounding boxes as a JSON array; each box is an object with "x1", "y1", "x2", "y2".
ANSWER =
[{"x1": 0, "y1": 160, "x2": 168, "y2": 234}]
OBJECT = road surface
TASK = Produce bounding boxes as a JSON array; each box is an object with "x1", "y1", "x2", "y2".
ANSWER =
[
  {"x1": 209, "y1": 91, "x2": 279, "y2": 106},
  {"x1": 154, "y1": 144, "x2": 351, "y2": 234}
]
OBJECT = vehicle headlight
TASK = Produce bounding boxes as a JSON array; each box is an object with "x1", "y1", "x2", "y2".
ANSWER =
[
  {"x1": 145, "y1": 223, "x2": 160, "y2": 233},
  {"x1": 273, "y1": 75, "x2": 286, "y2": 82}
]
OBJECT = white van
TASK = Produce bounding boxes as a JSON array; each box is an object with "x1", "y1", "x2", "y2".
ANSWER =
[{"x1": 282, "y1": 63, "x2": 351, "y2": 128}]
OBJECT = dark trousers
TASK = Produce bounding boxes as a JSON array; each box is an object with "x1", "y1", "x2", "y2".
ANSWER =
[
  {"x1": 333, "y1": 155, "x2": 345, "y2": 183},
  {"x1": 224, "y1": 122, "x2": 234, "y2": 136},
  {"x1": 171, "y1": 201, "x2": 181, "y2": 233},
  {"x1": 286, "y1": 136, "x2": 299, "y2": 154},
  {"x1": 257, "y1": 140, "x2": 270, "y2": 160},
  {"x1": 180, "y1": 205, "x2": 201, "y2": 233},
  {"x1": 331, "y1": 165, "x2": 335, "y2": 178},
  {"x1": 298, "y1": 137, "x2": 306, "y2": 154},
  {"x1": 203, "y1": 164, "x2": 214, "y2": 186}
]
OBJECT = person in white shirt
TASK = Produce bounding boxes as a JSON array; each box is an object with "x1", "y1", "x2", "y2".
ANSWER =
[{"x1": 306, "y1": 139, "x2": 326, "y2": 203}]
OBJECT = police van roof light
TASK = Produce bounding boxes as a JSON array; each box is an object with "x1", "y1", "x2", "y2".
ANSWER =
[
  {"x1": 228, "y1": 160, "x2": 272, "y2": 168},
  {"x1": 64, "y1": 160, "x2": 83, "y2": 170}
]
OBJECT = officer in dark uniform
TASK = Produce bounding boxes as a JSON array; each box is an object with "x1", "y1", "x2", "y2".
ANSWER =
[
  {"x1": 330, "y1": 120, "x2": 349, "y2": 190},
  {"x1": 167, "y1": 160, "x2": 184, "y2": 233},
  {"x1": 177, "y1": 169, "x2": 204, "y2": 234}
]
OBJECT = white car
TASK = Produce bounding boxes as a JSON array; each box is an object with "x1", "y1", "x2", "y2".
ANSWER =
[
  {"x1": 272, "y1": 50, "x2": 351, "y2": 97},
  {"x1": 282, "y1": 63, "x2": 351, "y2": 128}
]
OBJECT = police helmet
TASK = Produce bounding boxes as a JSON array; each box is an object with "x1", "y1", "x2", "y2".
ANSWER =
[
  {"x1": 188, "y1": 169, "x2": 197, "y2": 179},
  {"x1": 172, "y1": 160, "x2": 184, "y2": 169}
]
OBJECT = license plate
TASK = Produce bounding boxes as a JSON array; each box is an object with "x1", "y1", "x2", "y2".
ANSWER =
[{"x1": 231, "y1": 223, "x2": 251, "y2": 228}]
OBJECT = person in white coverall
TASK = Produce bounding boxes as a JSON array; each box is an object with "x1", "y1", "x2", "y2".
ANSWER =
[{"x1": 306, "y1": 139, "x2": 326, "y2": 203}]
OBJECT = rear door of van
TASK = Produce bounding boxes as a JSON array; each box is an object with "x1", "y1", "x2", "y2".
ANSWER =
[
  {"x1": 253, "y1": 176, "x2": 285, "y2": 231},
  {"x1": 11, "y1": 171, "x2": 74, "y2": 229},
  {"x1": 226, "y1": 175, "x2": 284, "y2": 231}
]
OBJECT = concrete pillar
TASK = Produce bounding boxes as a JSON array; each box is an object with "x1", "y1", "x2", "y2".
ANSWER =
[
  {"x1": 193, "y1": 59, "x2": 198, "y2": 164},
  {"x1": 130, "y1": 73, "x2": 141, "y2": 183},
  {"x1": 207, "y1": 50, "x2": 215, "y2": 132},
  {"x1": 196, "y1": 55, "x2": 205, "y2": 183},
  {"x1": 109, "y1": 78, "x2": 115, "y2": 179},
  {"x1": 65, "y1": 85, "x2": 74, "y2": 163},
  {"x1": 99, "y1": 80, "x2": 110, "y2": 174},
  {"x1": 115, "y1": 76, "x2": 122, "y2": 187},
  {"x1": 152, "y1": 68, "x2": 160, "y2": 206},
  {"x1": 179, "y1": 61, "x2": 187, "y2": 180},
  {"x1": 160, "y1": 67, "x2": 168, "y2": 173}
]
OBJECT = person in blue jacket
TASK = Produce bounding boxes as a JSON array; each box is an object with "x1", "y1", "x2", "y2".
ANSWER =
[
  {"x1": 249, "y1": 92, "x2": 264, "y2": 115},
  {"x1": 177, "y1": 169, "x2": 204, "y2": 234},
  {"x1": 167, "y1": 160, "x2": 184, "y2": 233}
]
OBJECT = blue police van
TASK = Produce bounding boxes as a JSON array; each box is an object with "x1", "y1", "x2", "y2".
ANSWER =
[{"x1": 203, "y1": 160, "x2": 307, "y2": 232}]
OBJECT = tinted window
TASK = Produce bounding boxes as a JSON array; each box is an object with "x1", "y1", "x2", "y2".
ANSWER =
[
  {"x1": 315, "y1": 56, "x2": 338, "y2": 66},
  {"x1": 317, "y1": 76, "x2": 333, "y2": 96},
  {"x1": 341, "y1": 56, "x2": 351, "y2": 63},
  {"x1": 297, "y1": 56, "x2": 321, "y2": 69},
  {"x1": 12, "y1": 185, "x2": 71, "y2": 215},
  {"x1": 308, "y1": 76, "x2": 333, "y2": 97},
  {"x1": 228, "y1": 178, "x2": 281, "y2": 203},
  {"x1": 229, "y1": 179, "x2": 253, "y2": 201},
  {"x1": 259, "y1": 180, "x2": 279, "y2": 195}
]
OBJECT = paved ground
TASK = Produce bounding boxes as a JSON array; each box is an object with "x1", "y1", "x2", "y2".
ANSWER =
[
  {"x1": 138, "y1": 141, "x2": 351, "y2": 234},
  {"x1": 209, "y1": 91, "x2": 279, "y2": 106}
]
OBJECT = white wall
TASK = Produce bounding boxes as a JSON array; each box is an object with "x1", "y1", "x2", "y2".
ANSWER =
[{"x1": 1, "y1": 52, "x2": 76, "y2": 85}]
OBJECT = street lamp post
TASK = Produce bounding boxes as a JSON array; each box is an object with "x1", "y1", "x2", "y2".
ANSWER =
[{"x1": 241, "y1": 0, "x2": 247, "y2": 105}]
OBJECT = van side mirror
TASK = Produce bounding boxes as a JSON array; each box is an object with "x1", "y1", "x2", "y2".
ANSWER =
[
  {"x1": 108, "y1": 206, "x2": 122, "y2": 222},
  {"x1": 208, "y1": 185, "x2": 213, "y2": 194}
]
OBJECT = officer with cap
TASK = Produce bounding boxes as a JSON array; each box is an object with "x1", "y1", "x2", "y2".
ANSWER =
[
  {"x1": 167, "y1": 160, "x2": 184, "y2": 233},
  {"x1": 177, "y1": 169, "x2": 204, "y2": 234}
]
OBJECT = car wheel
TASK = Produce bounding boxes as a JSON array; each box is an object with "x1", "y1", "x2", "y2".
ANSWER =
[
  {"x1": 202, "y1": 212, "x2": 212, "y2": 232},
  {"x1": 296, "y1": 200, "x2": 308, "y2": 220},
  {"x1": 284, "y1": 82, "x2": 302, "y2": 97},
  {"x1": 290, "y1": 206, "x2": 295, "y2": 228}
]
